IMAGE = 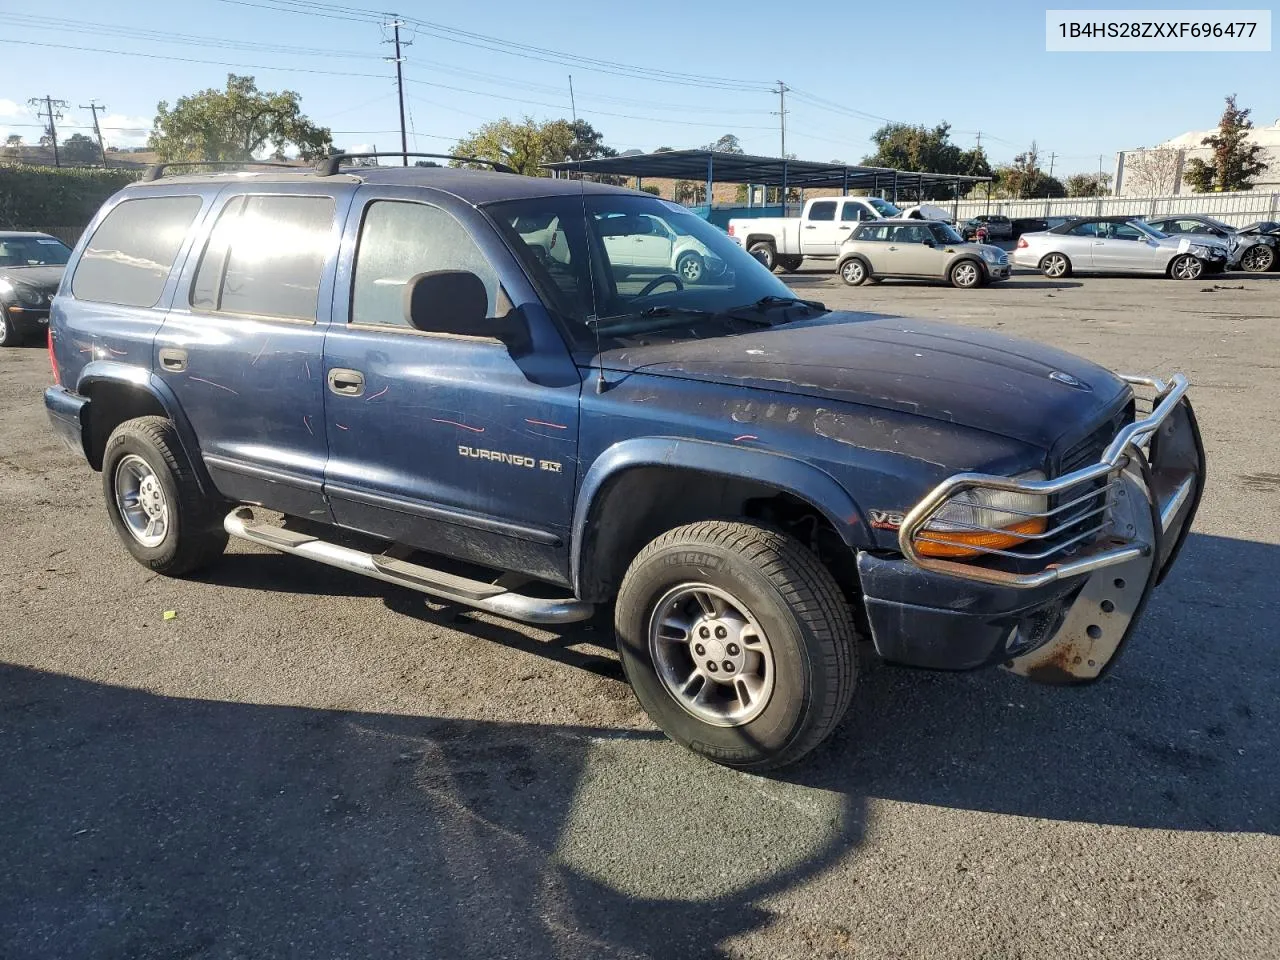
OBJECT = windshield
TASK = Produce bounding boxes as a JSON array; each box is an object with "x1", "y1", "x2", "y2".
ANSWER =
[
  {"x1": 866, "y1": 197, "x2": 902, "y2": 217},
  {"x1": 1131, "y1": 220, "x2": 1166, "y2": 240},
  {"x1": 490, "y1": 194, "x2": 813, "y2": 346},
  {"x1": 0, "y1": 235, "x2": 72, "y2": 267}
]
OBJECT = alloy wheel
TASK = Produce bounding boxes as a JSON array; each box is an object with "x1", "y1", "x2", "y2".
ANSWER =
[{"x1": 114, "y1": 453, "x2": 170, "y2": 547}]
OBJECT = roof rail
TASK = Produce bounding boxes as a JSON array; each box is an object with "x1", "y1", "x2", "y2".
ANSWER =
[
  {"x1": 142, "y1": 160, "x2": 306, "y2": 182},
  {"x1": 313, "y1": 152, "x2": 517, "y2": 176}
]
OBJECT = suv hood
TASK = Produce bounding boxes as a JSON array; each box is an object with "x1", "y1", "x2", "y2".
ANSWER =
[
  {"x1": 597, "y1": 313, "x2": 1129, "y2": 448},
  {"x1": 0, "y1": 265, "x2": 64, "y2": 294}
]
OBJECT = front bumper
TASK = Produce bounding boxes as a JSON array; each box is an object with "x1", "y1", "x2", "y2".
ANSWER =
[
  {"x1": 5, "y1": 304, "x2": 50, "y2": 333},
  {"x1": 986, "y1": 262, "x2": 1011, "y2": 280},
  {"x1": 861, "y1": 374, "x2": 1204, "y2": 682}
]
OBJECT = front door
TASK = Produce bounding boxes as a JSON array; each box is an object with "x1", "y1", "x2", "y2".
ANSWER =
[
  {"x1": 889, "y1": 223, "x2": 949, "y2": 277},
  {"x1": 157, "y1": 185, "x2": 350, "y2": 519},
  {"x1": 321, "y1": 187, "x2": 582, "y2": 585},
  {"x1": 1092, "y1": 221, "x2": 1159, "y2": 272}
]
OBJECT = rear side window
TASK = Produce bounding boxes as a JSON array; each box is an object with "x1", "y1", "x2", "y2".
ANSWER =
[
  {"x1": 72, "y1": 196, "x2": 202, "y2": 307},
  {"x1": 192, "y1": 194, "x2": 335, "y2": 320},
  {"x1": 840, "y1": 203, "x2": 867, "y2": 222},
  {"x1": 351, "y1": 200, "x2": 499, "y2": 329},
  {"x1": 856, "y1": 224, "x2": 892, "y2": 242},
  {"x1": 808, "y1": 201, "x2": 837, "y2": 222}
]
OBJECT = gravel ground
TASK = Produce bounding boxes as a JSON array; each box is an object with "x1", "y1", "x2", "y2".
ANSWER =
[{"x1": 1, "y1": 268, "x2": 1277, "y2": 959}]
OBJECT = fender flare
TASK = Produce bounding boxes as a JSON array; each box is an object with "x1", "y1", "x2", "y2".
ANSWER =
[
  {"x1": 76, "y1": 361, "x2": 215, "y2": 495},
  {"x1": 570, "y1": 436, "x2": 871, "y2": 596}
]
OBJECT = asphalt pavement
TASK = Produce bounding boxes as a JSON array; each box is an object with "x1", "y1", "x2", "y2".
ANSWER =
[{"x1": 1, "y1": 269, "x2": 1277, "y2": 959}]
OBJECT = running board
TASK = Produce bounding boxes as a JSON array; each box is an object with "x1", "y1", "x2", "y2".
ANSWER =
[{"x1": 224, "y1": 508, "x2": 594, "y2": 625}]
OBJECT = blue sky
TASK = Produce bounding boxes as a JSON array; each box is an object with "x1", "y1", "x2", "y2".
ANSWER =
[{"x1": 0, "y1": 0, "x2": 1275, "y2": 176}]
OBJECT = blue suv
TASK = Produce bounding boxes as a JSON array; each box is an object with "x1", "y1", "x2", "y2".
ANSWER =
[{"x1": 45, "y1": 156, "x2": 1205, "y2": 769}]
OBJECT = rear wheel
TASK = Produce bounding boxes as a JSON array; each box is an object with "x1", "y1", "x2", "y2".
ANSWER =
[
  {"x1": 839, "y1": 258, "x2": 868, "y2": 286},
  {"x1": 1239, "y1": 243, "x2": 1275, "y2": 273},
  {"x1": 748, "y1": 241, "x2": 777, "y2": 271},
  {"x1": 102, "y1": 416, "x2": 228, "y2": 576},
  {"x1": 949, "y1": 259, "x2": 983, "y2": 288},
  {"x1": 1040, "y1": 252, "x2": 1071, "y2": 279},
  {"x1": 1169, "y1": 254, "x2": 1203, "y2": 281},
  {"x1": 615, "y1": 520, "x2": 858, "y2": 771},
  {"x1": 777, "y1": 255, "x2": 803, "y2": 273}
]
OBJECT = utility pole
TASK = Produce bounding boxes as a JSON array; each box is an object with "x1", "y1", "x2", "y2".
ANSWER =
[
  {"x1": 974, "y1": 131, "x2": 982, "y2": 150},
  {"x1": 29, "y1": 95, "x2": 68, "y2": 168},
  {"x1": 568, "y1": 74, "x2": 577, "y2": 125},
  {"x1": 383, "y1": 18, "x2": 410, "y2": 166},
  {"x1": 773, "y1": 81, "x2": 788, "y2": 158},
  {"x1": 81, "y1": 100, "x2": 108, "y2": 167},
  {"x1": 1047, "y1": 152, "x2": 1057, "y2": 180}
]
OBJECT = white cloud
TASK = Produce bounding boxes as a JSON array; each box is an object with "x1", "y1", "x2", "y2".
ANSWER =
[
  {"x1": 0, "y1": 98, "x2": 27, "y2": 119},
  {"x1": 97, "y1": 114, "x2": 153, "y2": 149}
]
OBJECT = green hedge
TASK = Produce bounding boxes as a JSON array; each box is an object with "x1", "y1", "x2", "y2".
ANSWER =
[{"x1": 0, "y1": 165, "x2": 141, "y2": 232}]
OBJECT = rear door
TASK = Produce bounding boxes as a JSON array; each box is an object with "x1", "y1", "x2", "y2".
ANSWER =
[
  {"x1": 157, "y1": 184, "x2": 350, "y2": 519},
  {"x1": 320, "y1": 185, "x2": 582, "y2": 583},
  {"x1": 800, "y1": 200, "x2": 843, "y2": 257}
]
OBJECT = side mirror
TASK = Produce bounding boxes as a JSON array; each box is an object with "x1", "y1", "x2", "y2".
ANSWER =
[
  {"x1": 403, "y1": 270, "x2": 526, "y2": 345},
  {"x1": 921, "y1": 238, "x2": 935, "y2": 247}
]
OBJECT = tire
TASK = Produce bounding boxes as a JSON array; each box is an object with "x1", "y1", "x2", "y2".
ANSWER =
[
  {"x1": 1040, "y1": 253, "x2": 1071, "y2": 279},
  {"x1": 777, "y1": 256, "x2": 803, "y2": 273},
  {"x1": 838, "y1": 258, "x2": 868, "y2": 286},
  {"x1": 748, "y1": 241, "x2": 777, "y2": 272},
  {"x1": 615, "y1": 520, "x2": 857, "y2": 771},
  {"x1": 676, "y1": 251, "x2": 704, "y2": 285},
  {"x1": 101, "y1": 416, "x2": 228, "y2": 576},
  {"x1": 0, "y1": 307, "x2": 17, "y2": 348},
  {"x1": 1168, "y1": 254, "x2": 1203, "y2": 281},
  {"x1": 1239, "y1": 243, "x2": 1275, "y2": 273},
  {"x1": 949, "y1": 259, "x2": 983, "y2": 288}
]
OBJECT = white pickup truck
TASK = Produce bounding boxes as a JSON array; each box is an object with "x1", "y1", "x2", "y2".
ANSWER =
[{"x1": 727, "y1": 196, "x2": 904, "y2": 271}]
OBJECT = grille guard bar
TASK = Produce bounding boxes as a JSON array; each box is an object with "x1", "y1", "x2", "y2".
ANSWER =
[{"x1": 898, "y1": 373, "x2": 1194, "y2": 588}]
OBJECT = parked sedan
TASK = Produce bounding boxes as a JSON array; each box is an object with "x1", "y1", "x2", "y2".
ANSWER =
[
  {"x1": 837, "y1": 219, "x2": 1009, "y2": 288},
  {"x1": 0, "y1": 231, "x2": 72, "y2": 347},
  {"x1": 1013, "y1": 216, "x2": 1229, "y2": 280},
  {"x1": 1145, "y1": 214, "x2": 1279, "y2": 273},
  {"x1": 960, "y1": 215, "x2": 1013, "y2": 241}
]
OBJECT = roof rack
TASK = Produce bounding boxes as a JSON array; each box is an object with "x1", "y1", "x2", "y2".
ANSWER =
[
  {"x1": 313, "y1": 152, "x2": 516, "y2": 176},
  {"x1": 141, "y1": 160, "x2": 306, "y2": 182}
]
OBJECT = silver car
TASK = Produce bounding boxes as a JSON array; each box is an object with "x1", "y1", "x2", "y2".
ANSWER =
[
  {"x1": 1013, "y1": 216, "x2": 1229, "y2": 280},
  {"x1": 836, "y1": 219, "x2": 1010, "y2": 288}
]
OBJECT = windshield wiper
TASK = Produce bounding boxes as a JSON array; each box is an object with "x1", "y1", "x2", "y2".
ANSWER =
[{"x1": 713, "y1": 295, "x2": 827, "y2": 324}]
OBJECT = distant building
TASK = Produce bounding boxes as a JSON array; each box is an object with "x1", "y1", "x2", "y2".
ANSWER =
[{"x1": 1115, "y1": 119, "x2": 1280, "y2": 196}]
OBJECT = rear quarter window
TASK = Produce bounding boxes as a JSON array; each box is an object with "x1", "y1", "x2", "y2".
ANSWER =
[{"x1": 71, "y1": 196, "x2": 203, "y2": 307}]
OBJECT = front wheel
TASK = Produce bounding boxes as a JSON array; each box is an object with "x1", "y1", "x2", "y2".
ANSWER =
[
  {"x1": 1239, "y1": 244, "x2": 1276, "y2": 273},
  {"x1": 102, "y1": 416, "x2": 228, "y2": 576},
  {"x1": 0, "y1": 308, "x2": 18, "y2": 348},
  {"x1": 1169, "y1": 254, "x2": 1204, "y2": 281},
  {"x1": 676, "y1": 251, "x2": 704, "y2": 285},
  {"x1": 1040, "y1": 252, "x2": 1071, "y2": 279},
  {"x1": 615, "y1": 521, "x2": 858, "y2": 771},
  {"x1": 949, "y1": 259, "x2": 983, "y2": 288}
]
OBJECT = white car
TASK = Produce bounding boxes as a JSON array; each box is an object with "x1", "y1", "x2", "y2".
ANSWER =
[{"x1": 1013, "y1": 216, "x2": 1230, "y2": 280}]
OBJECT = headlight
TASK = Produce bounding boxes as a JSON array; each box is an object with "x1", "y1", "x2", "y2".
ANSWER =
[
  {"x1": 914, "y1": 470, "x2": 1048, "y2": 559},
  {"x1": 979, "y1": 248, "x2": 1000, "y2": 263},
  {"x1": 14, "y1": 286, "x2": 43, "y2": 306}
]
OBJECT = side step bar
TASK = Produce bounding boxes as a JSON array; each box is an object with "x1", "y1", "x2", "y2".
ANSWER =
[{"x1": 224, "y1": 508, "x2": 594, "y2": 625}]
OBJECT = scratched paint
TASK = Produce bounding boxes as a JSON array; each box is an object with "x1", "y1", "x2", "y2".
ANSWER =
[
  {"x1": 432, "y1": 418, "x2": 485, "y2": 434},
  {"x1": 366, "y1": 385, "x2": 389, "y2": 401},
  {"x1": 251, "y1": 339, "x2": 270, "y2": 365},
  {"x1": 187, "y1": 376, "x2": 239, "y2": 396},
  {"x1": 525, "y1": 418, "x2": 568, "y2": 430}
]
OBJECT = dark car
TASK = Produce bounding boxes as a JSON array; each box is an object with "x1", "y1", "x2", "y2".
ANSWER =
[
  {"x1": 0, "y1": 231, "x2": 73, "y2": 347},
  {"x1": 1145, "y1": 215, "x2": 1280, "y2": 272},
  {"x1": 960, "y1": 214, "x2": 1013, "y2": 241},
  {"x1": 44, "y1": 156, "x2": 1204, "y2": 771}
]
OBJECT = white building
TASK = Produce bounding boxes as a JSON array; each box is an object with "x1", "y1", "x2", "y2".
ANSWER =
[{"x1": 1114, "y1": 119, "x2": 1280, "y2": 196}]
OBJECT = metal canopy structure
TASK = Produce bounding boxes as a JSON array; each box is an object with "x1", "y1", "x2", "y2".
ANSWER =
[{"x1": 542, "y1": 149, "x2": 991, "y2": 201}]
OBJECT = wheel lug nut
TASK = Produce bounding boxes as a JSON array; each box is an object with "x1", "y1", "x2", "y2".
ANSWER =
[
  {"x1": 694, "y1": 643, "x2": 706, "y2": 656},
  {"x1": 715, "y1": 626, "x2": 727, "y2": 639},
  {"x1": 723, "y1": 661, "x2": 735, "y2": 673},
  {"x1": 706, "y1": 662, "x2": 718, "y2": 673},
  {"x1": 726, "y1": 643, "x2": 740, "y2": 656},
  {"x1": 699, "y1": 626, "x2": 710, "y2": 639}
]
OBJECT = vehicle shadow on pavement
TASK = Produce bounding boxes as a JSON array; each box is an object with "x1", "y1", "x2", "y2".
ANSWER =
[
  {"x1": 784, "y1": 532, "x2": 1279, "y2": 837},
  {"x1": 0, "y1": 663, "x2": 864, "y2": 960}
]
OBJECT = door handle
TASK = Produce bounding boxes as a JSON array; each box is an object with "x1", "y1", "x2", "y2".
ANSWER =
[
  {"x1": 327, "y1": 368, "x2": 365, "y2": 397},
  {"x1": 804, "y1": 225, "x2": 817, "y2": 230},
  {"x1": 837, "y1": 225, "x2": 851, "y2": 230},
  {"x1": 158, "y1": 347, "x2": 187, "y2": 372},
  {"x1": 888, "y1": 246, "x2": 898, "y2": 251}
]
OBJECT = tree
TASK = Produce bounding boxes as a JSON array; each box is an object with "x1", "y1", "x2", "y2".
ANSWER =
[
  {"x1": 862, "y1": 122, "x2": 990, "y2": 199},
  {"x1": 450, "y1": 117, "x2": 614, "y2": 177},
  {"x1": 61, "y1": 133, "x2": 100, "y2": 164},
  {"x1": 1124, "y1": 148, "x2": 1181, "y2": 196},
  {"x1": 703, "y1": 133, "x2": 744, "y2": 154},
  {"x1": 2, "y1": 134, "x2": 21, "y2": 159},
  {"x1": 653, "y1": 146, "x2": 675, "y2": 153},
  {"x1": 993, "y1": 142, "x2": 1064, "y2": 199},
  {"x1": 149, "y1": 74, "x2": 332, "y2": 162},
  {"x1": 1183, "y1": 94, "x2": 1268, "y2": 192},
  {"x1": 639, "y1": 184, "x2": 661, "y2": 195},
  {"x1": 672, "y1": 180, "x2": 701, "y2": 205},
  {"x1": 1065, "y1": 171, "x2": 1112, "y2": 197}
]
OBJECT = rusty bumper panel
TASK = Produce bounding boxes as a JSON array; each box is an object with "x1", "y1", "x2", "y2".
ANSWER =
[{"x1": 898, "y1": 373, "x2": 1205, "y2": 683}]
